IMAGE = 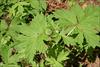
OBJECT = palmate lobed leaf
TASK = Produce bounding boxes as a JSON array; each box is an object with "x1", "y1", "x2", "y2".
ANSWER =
[
  {"x1": 14, "y1": 13, "x2": 48, "y2": 62},
  {"x1": 46, "y1": 50, "x2": 69, "y2": 67},
  {"x1": 54, "y1": 4, "x2": 100, "y2": 48}
]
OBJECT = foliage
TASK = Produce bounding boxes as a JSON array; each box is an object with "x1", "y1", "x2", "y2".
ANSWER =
[{"x1": 0, "y1": 0, "x2": 100, "y2": 67}]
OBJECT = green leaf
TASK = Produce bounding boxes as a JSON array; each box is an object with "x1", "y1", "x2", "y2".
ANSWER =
[
  {"x1": 0, "y1": 20, "x2": 8, "y2": 32},
  {"x1": 55, "y1": 4, "x2": 100, "y2": 48},
  {"x1": 54, "y1": 9, "x2": 77, "y2": 24},
  {"x1": 14, "y1": 14, "x2": 48, "y2": 62},
  {"x1": 71, "y1": 4, "x2": 84, "y2": 18},
  {"x1": 46, "y1": 57, "x2": 63, "y2": 67},
  {"x1": 39, "y1": 0, "x2": 47, "y2": 10},
  {"x1": 57, "y1": 50, "x2": 69, "y2": 62},
  {"x1": 63, "y1": 36, "x2": 75, "y2": 46},
  {"x1": 29, "y1": 0, "x2": 46, "y2": 10},
  {"x1": 0, "y1": 45, "x2": 10, "y2": 64},
  {"x1": 9, "y1": 2, "x2": 29, "y2": 16},
  {"x1": 84, "y1": 30, "x2": 100, "y2": 48},
  {"x1": 0, "y1": 45, "x2": 19, "y2": 67},
  {"x1": 29, "y1": 0, "x2": 40, "y2": 9}
]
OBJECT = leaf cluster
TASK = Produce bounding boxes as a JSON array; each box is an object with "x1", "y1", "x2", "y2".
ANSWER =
[{"x1": 0, "y1": 0, "x2": 100, "y2": 67}]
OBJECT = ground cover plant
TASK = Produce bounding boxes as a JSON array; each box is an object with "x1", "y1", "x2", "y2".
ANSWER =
[{"x1": 0, "y1": 0, "x2": 100, "y2": 67}]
